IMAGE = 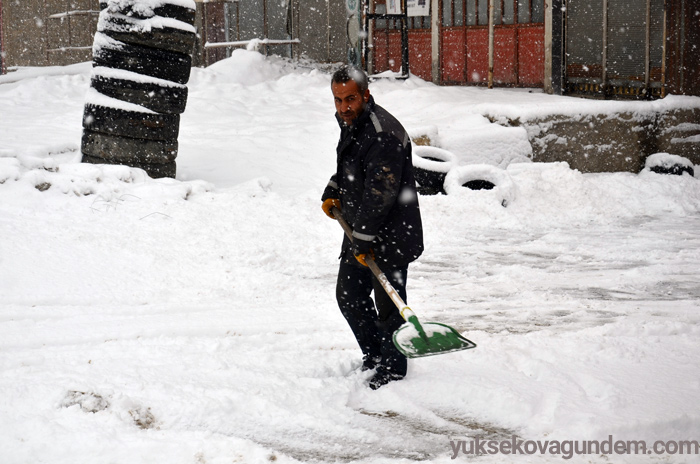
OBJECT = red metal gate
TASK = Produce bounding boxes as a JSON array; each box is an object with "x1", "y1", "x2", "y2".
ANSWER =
[
  {"x1": 372, "y1": 0, "x2": 544, "y2": 86},
  {"x1": 665, "y1": 0, "x2": 700, "y2": 96},
  {"x1": 441, "y1": 0, "x2": 544, "y2": 86},
  {"x1": 371, "y1": 8, "x2": 432, "y2": 81}
]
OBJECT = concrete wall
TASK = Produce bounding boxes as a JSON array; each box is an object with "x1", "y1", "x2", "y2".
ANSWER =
[
  {"x1": 494, "y1": 107, "x2": 700, "y2": 173},
  {"x1": 656, "y1": 109, "x2": 700, "y2": 165}
]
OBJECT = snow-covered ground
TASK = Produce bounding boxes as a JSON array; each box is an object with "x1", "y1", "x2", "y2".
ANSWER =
[{"x1": 1, "y1": 51, "x2": 700, "y2": 464}]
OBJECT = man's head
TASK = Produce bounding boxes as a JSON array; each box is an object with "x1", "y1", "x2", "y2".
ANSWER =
[{"x1": 331, "y1": 65, "x2": 370, "y2": 126}]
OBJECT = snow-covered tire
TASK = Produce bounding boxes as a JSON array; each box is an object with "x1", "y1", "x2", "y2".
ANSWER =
[
  {"x1": 444, "y1": 164, "x2": 517, "y2": 207},
  {"x1": 650, "y1": 165, "x2": 695, "y2": 176},
  {"x1": 412, "y1": 146, "x2": 457, "y2": 195},
  {"x1": 82, "y1": 153, "x2": 176, "y2": 179},
  {"x1": 81, "y1": 130, "x2": 178, "y2": 165},
  {"x1": 83, "y1": 103, "x2": 180, "y2": 141},
  {"x1": 90, "y1": 73, "x2": 188, "y2": 114},
  {"x1": 93, "y1": 33, "x2": 192, "y2": 84},
  {"x1": 643, "y1": 152, "x2": 695, "y2": 177},
  {"x1": 99, "y1": 1, "x2": 196, "y2": 26},
  {"x1": 99, "y1": 15, "x2": 196, "y2": 55}
]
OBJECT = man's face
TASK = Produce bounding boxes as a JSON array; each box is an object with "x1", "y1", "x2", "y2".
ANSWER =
[{"x1": 332, "y1": 80, "x2": 370, "y2": 126}]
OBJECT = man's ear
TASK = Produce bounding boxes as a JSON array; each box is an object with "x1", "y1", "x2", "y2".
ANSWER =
[{"x1": 363, "y1": 89, "x2": 370, "y2": 102}]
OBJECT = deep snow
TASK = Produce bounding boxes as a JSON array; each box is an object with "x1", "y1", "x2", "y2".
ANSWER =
[{"x1": 1, "y1": 51, "x2": 700, "y2": 464}]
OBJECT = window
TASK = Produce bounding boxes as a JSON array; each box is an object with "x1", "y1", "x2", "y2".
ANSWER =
[
  {"x1": 466, "y1": 0, "x2": 476, "y2": 25},
  {"x1": 504, "y1": 0, "x2": 515, "y2": 24},
  {"x1": 442, "y1": 0, "x2": 453, "y2": 26},
  {"x1": 409, "y1": 16, "x2": 429, "y2": 29},
  {"x1": 442, "y1": 0, "x2": 544, "y2": 27},
  {"x1": 375, "y1": 3, "x2": 387, "y2": 29},
  {"x1": 477, "y1": 0, "x2": 487, "y2": 25},
  {"x1": 454, "y1": 0, "x2": 464, "y2": 26},
  {"x1": 531, "y1": 0, "x2": 544, "y2": 23}
]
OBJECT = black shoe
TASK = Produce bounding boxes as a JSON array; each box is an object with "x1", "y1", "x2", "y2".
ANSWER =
[
  {"x1": 361, "y1": 355, "x2": 381, "y2": 372},
  {"x1": 368, "y1": 369, "x2": 404, "y2": 390}
]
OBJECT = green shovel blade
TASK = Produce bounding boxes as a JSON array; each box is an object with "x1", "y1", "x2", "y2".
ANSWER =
[{"x1": 393, "y1": 319, "x2": 477, "y2": 358}]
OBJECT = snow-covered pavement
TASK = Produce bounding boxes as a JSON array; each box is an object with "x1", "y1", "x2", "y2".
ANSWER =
[{"x1": 1, "y1": 51, "x2": 700, "y2": 463}]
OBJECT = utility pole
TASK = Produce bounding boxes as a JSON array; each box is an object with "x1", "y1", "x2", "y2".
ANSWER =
[
  {"x1": 488, "y1": 0, "x2": 494, "y2": 88},
  {"x1": 0, "y1": 0, "x2": 5, "y2": 75}
]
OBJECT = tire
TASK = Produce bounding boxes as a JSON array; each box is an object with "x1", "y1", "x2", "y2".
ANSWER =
[
  {"x1": 93, "y1": 33, "x2": 192, "y2": 84},
  {"x1": 99, "y1": 15, "x2": 196, "y2": 55},
  {"x1": 443, "y1": 164, "x2": 517, "y2": 207},
  {"x1": 82, "y1": 153, "x2": 176, "y2": 179},
  {"x1": 90, "y1": 73, "x2": 188, "y2": 114},
  {"x1": 83, "y1": 103, "x2": 180, "y2": 141},
  {"x1": 643, "y1": 153, "x2": 695, "y2": 177},
  {"x1": 649, "y1": 165, "x2": 695, "y2": 176},
  {"x1": 81, "y1": 130, "x2": 178, "y2": 165},
  {"x1": 99, "y1": 1, "x2": 196, "y2": 26},
  {"x1": 412, "y1": 146, "x2": 457, "y2": 195},
  {"x1": 463, "y1": 179, "x2": 496, "y2": 190}
]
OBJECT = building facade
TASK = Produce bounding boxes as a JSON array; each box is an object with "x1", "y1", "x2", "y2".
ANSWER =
[
  {"x1": 368, "y1": 0, "x2": 699, "y2": 97},
  {"x1": 1, "y1": 0, "x2": 698, "y2": 97},
  {"x1": 371, "y1": 0, "x2": 546, "y2": 87}
]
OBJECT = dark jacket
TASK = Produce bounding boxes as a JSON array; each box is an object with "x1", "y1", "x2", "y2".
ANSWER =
[{"x1": 322, "y1": 96, "x2": 424, "y2": 267}]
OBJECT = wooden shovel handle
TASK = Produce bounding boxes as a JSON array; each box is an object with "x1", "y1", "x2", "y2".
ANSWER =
[{"x1": 331, "y1": 206, "x2": 413, "y2": 321}]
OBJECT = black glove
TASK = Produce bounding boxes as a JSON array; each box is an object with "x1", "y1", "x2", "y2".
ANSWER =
[{"x1": 353, "y1": 237, "x2": 375, "y2": 267}]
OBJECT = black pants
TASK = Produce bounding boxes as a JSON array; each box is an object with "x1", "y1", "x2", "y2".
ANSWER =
[{"x1": 336, "y1": 259, "x2": 408, "y2": 376}]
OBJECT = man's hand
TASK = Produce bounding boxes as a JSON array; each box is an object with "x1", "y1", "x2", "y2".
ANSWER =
[
  {"x1": 353, "y1": 237, "x2": 375, "y2": 267},
  {"x1": 322, "y1": 198, "x2": 341, "y2": 219}
]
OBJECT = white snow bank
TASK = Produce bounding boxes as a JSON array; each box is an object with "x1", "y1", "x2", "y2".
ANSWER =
[
  {"x1": 0, "y1": 154, "x2": 212, "y2": 201},
  {"x1": 479, "y1": 92, "x2": 700, "y2": 122},
  {"x1": 189, "y1": 49, "x2": 311, "y2": 87},
  {"x1": 0, "y1": 62, "x2": 93, "y2": 85}
]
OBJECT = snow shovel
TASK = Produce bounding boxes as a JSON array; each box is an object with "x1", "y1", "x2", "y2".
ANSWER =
[{"x1": 331, "y1": 207, "x2": 477, "y2": 358}]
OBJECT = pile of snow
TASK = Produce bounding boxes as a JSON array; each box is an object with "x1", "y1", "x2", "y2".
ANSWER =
[
  {"x1": 2, "y1": 50, "x2": 700, "y2": 464},
  {"x1": 0, "y1": 154, "x2": 211, "y2": 201}
]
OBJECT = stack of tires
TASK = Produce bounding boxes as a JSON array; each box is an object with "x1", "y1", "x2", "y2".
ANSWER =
[
  {"x1": 413, "y1": 145, "x2": 517, "y2": 207},
  {"x1": 81, "y1": 0, "x2": 197, "y2": 178}
]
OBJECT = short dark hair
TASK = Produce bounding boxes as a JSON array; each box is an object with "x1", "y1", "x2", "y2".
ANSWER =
[{"x1": 331, "y1": 65, "x2": 369, "y2": 94}]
